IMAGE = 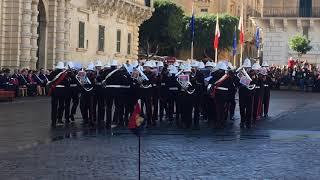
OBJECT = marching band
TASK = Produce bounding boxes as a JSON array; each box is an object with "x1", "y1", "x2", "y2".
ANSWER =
[{"x1": 47, "y1": 58, "x2": 271, "y2": 129}]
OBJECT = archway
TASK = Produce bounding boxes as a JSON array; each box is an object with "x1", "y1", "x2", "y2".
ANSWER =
[{"x1": 36, "y1": 0, "x2": 47, "y2": 70}]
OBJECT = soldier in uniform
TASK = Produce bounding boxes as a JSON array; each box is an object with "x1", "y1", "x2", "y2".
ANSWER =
[
  {"x1": 227, "y1": 62, "x2": 238, "y2": 122},
  {"x1": 141, "y1": 61, "x2": 157, "y2": 127},
  {"x1": 103, "y1": 61, "x2": 118, "y2": 129},
  {"x1": 165, "y1": 65, "x2": 180, "y2": 124},
  {"x1": 209, "y1": 61, "x2": 233, "y2": 129},
  {"x1": 48, "y1": 62, "x2": 70, "y2": 127},
  {"x1": 79, "y1": 63, "x2": 96, "y2": 126},
  {"x1": 103, "y1": 60, "x2": 132, "y2": 127},
  {"x1": 65, "y1": 61, "x2": 80, "y2": 123},
  {"x1": 177, "y1": 63, "x2": 196, "y2": 128},
  {"x1": 252, "y1": 62, "x2": 262, "y2": 125},
  {"x1": 238, "y1": 58, "x2": 256, "y2": 128},
  {"x1": 261, "y1": 61, "x2": 271, "y2": 118},
  {"x1": 203, "y1": 61, "x2": 216, "y2": 127},
  {"x1": 190, "y1": 61, "x2": 205, "y2": 129},
  {"x1": 95, "y1": 61, "x2": 107, "y2": 127},
  {"x1": 158, "y1": 62, "x2": 168, "y2": 122},
  {"x1": 151, "y1": 61, "x2": 162, "y2": 124}
]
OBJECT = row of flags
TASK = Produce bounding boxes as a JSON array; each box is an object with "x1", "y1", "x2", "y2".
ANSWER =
[{"x1": 190, "y1": 1, "x2": 261, "y2": 60}]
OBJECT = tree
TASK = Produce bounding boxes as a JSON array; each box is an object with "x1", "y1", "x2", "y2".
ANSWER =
[
  {"x1": 289, "y1": 35, "x2": 312, "y2": 60},
  {"x1": 139, "y1": 0, "x2": 184, "y2": 59},
  {"x1": 181, "y1": 14, "x2": 239, "y2": 59}
]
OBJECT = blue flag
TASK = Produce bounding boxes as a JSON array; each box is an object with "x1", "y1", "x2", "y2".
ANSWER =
[
  {"x1": 255, "y1": 27, "x2": 260, "y2": 49},
  {"x1": 233, "y1": 28, "x2": 237, "y2": 56},
  {"x1": 191, "y1": 11, "x2": 195, "y2": 41}
]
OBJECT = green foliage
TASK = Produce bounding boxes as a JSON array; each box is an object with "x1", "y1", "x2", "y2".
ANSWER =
[
  {"x1": 139, "y1": 0, "x2": 239, "y2": 58},
  {"x1": 139, "y1": 0, "x2": 184, "y2": 56},
  {"x1": 289, "y1": 35, "x2": 312, "y2": 57}
]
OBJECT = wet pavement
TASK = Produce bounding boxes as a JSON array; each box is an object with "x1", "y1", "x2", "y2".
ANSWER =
[{"x1": 1, "y1": 91, "x2": 320, "y2": 179}]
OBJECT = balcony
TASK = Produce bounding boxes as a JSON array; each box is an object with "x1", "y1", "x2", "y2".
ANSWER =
[{"x1": 251, "y1": 7, "x2": 320, "y2": 18}]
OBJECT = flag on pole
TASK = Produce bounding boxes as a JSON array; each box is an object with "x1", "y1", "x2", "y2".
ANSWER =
[
  {"x1": 128, "y1": 100, "x2": 145, "y2": 136},
  {"x1": 190, "y1": 3, "x2": 195, "y2": 41},
  {"x1": 233, "y1": 27, "x2": 237, "y2": 57},
  {"x1": 238, "y1": 6, "x2": 244, "y2": 45},
  {"x1": 214, "y1": 14, "x2": 220, "y2": 49},
  {"x1": 255, "y1": 27, "x2": 260, "y2": 49}
]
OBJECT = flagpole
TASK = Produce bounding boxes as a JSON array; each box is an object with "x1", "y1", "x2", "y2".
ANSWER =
[
  {"x1": 215, "y1": 48, "x2": 218, "y2": 63},
  {"x1": 240, "y1": 45, "x2": 243, "y2": 65},
  {"x1": 240, "y1": 0, "x2": 244, "y2": 65},
  {"x1": 191, "y1": 41, "x2": 194, "y2": 60},
  {"x1": 233, "y1": 26, "x2": 237, "y2": 67},
  {"x1": 191, "y1": 0, "x2": 194, "y2": 60},
  {"x1": 138, "y1": 135, "x2": 141, "y2": 180}
]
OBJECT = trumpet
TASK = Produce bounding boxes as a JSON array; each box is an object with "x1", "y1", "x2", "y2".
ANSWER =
[{"x1": 177, "y1": 76, "x2": 195, "y2": 95}]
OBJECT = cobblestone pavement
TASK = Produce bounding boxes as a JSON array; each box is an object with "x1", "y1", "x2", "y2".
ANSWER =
[{"x1": 1, "y1": 91, "x2": 320, "y2": 179}]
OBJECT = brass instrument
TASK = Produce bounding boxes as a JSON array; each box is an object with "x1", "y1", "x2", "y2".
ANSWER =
[
  {"x1": 132, "y1": 66, "x2": 152, "y2": 89},
  {"x1": 177, "y1": 75, "x2": 195, "y2": 95},
  {"x1": 237, "y1": 68, "x2": 256, "y2": 90},
  {"x1": 76, "y1": 70, "x2": 94, "y2": 92}
]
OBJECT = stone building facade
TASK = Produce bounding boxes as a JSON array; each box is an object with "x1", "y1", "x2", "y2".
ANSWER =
[
  {"x1": 0, "y1": 0, "x2": 154, "y2": 69},
  {"x1": 251, "y1": 0, "x2": 320, "y2": 65}
]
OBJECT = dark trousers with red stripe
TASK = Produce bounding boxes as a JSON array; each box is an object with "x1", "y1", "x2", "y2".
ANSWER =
[
  {"x1": 253, "y1": 92, "x2": 260, "y2": 123},
  {"x1": 214, "y1": 97, "x2": 228, "y2": 128},
  {"x1": 51, "y1": 87, "x2": 68, "y2": 126}
]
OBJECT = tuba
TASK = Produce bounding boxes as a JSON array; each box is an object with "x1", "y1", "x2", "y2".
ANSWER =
[
  {"x1": 76, "y1": 70, "x2": 94, "y2": 92},
  {"x1": 177, "y1": 75, "x2": 195, "y2": 95},
  {"x1": 132, "y1": 66, "x2": 152, "y2": 88}
]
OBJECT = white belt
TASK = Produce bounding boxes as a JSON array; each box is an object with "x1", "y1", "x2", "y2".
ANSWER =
[
  {"x1": 264, "y1": 85, "x2": 269, "y2": 87},
  {"x1": 255, "y1": 86, "x2": 261, "y2": 89},
  {"x1": 140, "y1": 85, "x2": 152, "y2": 89},
  {"x1": 56, "y1": 85, "x2": 65, "y2": 88},
  {"x1": 169, "y1": 87, "x2": 178, "y2": 91},
  {"x1": 105, "y1": 85, "x2": 130, "y2": 88},
  {"x1": 70, "y1": 84, "x2": 77, "y2": 87},
  {"x1": 216, "y1": 87, "x2": 228, "y2": 91},
  {"x1": 161, "y1": 83, "x2": 166, "y2": 86},
  {"x1": 153, "y1": 84, "x2": 157, "y2": 86}
]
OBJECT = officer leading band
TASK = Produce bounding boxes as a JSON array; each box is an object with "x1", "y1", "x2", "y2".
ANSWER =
[{"x1": 47, "y1": 58, "x2": 271, "y2": 129}]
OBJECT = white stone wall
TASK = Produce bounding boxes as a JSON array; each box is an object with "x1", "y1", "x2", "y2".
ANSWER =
[{"x1": 254, "y1": 18, "x2": 320, "y2": 66}]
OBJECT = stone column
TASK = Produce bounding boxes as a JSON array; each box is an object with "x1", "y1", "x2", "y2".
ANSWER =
[
  {"x1": 20, "y1": 0, "x2": 33, "y2": 68},
  {"x1": 56, "y1": 0, "x2": 65, "y2": 61},
  {"x1": 64, "y1": 0, "x2": 71, "y2": 60},
  {"x1": 30, "y1": 0, "x2": 39, "y2": 69},
  {"x1": 132, "y1": 23, "x2": 140, "y2": 60}
]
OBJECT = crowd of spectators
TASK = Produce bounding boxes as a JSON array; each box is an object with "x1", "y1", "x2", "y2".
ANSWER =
[
  {"x1": 268, "y1": 61, "x2": 320, "y2": 92},
  {"x1": 0, "y1": 68, "x2": 50, "y2": 97}
]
